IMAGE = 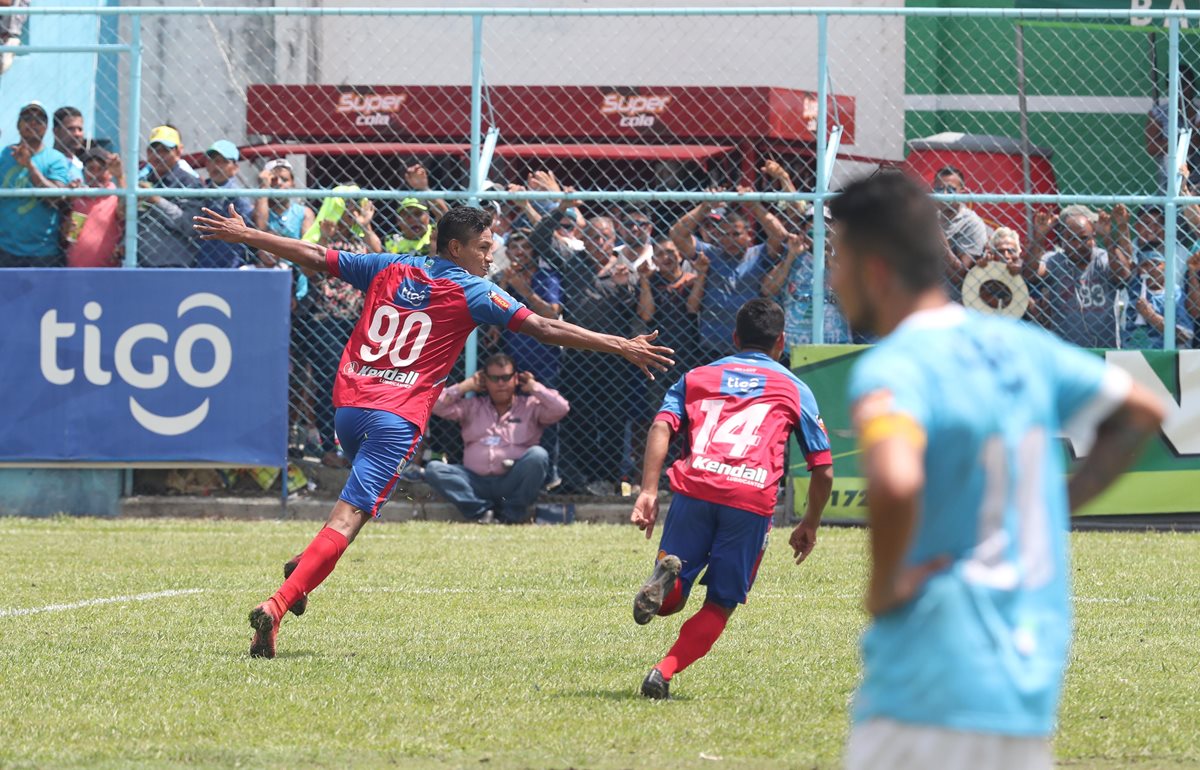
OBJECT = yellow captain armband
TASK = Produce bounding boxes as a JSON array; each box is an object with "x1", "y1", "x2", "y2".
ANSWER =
[{"x1": 858, "y1": 413, "x2": 927, "y2": 451}]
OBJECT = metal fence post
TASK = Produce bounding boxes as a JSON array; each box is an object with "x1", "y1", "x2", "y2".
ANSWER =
[
  {"x1": 811, "y1": 12, "x2": 829, "y2": 345},
  {"x1": 121, "y1": 13, "x2": 142, "y2": 269},
  {"x1": 1165, "y1": 17, "x2": 1180, "y2": 351},
  {"x1": 465, "y1": 12, "x2": 485, "y2": 376}
]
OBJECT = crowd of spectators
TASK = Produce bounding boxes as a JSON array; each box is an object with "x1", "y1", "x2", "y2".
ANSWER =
[{"x1": 6, "y1": 109, "x2": 1200, "y2": 496}]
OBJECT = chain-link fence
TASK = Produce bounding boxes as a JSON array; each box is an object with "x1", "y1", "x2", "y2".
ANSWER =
[{"x1": 2, "y1": 4, "x2": 1199, "y2": 495}]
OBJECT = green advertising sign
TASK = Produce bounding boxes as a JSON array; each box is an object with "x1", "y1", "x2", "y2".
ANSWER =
[{"x1": 789, "y1": 345, "x2": 1200, "y2": 519}]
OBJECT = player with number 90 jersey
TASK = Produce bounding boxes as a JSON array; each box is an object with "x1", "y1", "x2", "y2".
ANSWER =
[
  {"x1": 657, "y1": 350, "x2": 832, "y2": 517},
  {"x1": 325, "y1": 247, "x2": 531, "y2": 432}
]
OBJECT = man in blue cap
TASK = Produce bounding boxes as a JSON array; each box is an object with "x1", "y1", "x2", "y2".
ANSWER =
[{"x1": 197, "y1": 139, "x2": 254, "y2": 268}]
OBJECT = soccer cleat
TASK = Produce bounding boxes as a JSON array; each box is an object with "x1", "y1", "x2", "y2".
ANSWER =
[
  {"x1": 640, "y1": 667, "x2": 670, "y2": 700},
  {"x1": 633, "y1": 554, "x2": 682, "y2": 625},
  {"x1": 283, "y1": 555, "x2": 307, "y2": 616},
  {"x1": 248, "y1": 602, "x2": 280, "y2": 659}
]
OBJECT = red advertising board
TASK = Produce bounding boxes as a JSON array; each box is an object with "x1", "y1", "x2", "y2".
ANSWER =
[{"x1": 246, "y1": 85, "x2": 855, "y2": 146}]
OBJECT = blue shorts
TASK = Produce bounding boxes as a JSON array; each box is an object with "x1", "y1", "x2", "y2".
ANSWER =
[
  {"x1": 334, "y1": 407, "x2": 421, "y2": 518},
  {"x1": 656, "y1": 493, "x2": 772, "y2": 608}
]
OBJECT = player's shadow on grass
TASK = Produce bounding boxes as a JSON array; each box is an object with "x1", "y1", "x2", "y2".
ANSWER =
[{"x1": 549, "y1": 688, "x2": 692, "y2": 702}]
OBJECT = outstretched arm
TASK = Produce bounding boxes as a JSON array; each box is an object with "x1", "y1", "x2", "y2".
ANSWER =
[
  {"x1": 631, "y1": 419, "x2": 673, "y2": 539},
  {"x1": 194, "y1": 204, "x2": 329, "y2": 274},
  {"x1": 518, "y1": 313, "x2": 674, "y2": 380}
]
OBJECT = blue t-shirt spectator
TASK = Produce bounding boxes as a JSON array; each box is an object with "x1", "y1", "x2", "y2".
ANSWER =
[
  {"x1": 502, "y1": 268, "x2": 563, "y2": 385},
  {"x1": 0, "y1": 144, "x2": 76, "y2": 260},
  {"x1": 695, "y1": 239, "x2": 770, "y2": 353},
  {"x1": 196, "y1": 177, "x2": 254, "y2": 268}
]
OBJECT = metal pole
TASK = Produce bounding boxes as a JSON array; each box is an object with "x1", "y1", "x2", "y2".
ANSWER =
[
  {"x1": 465, "y1": 13, "x2": 484, "y2": 376},
  {"x1": 811, "y1": 13, "x2": 829, "y2": 345},
  {"x1": 1015, "y1": 24, "x2": 1034, "y2": 245},
  {"x1": 122, "y1": 14, "x2": 142, "y2": 268},
  {"x1": 1165, "y1": 17, "x2": 1180, "y2": 351}
]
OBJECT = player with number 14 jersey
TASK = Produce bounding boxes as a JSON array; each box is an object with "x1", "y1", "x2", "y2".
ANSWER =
[{"x1": 628, "y1": 298, "x2": 834, "y2": 699}]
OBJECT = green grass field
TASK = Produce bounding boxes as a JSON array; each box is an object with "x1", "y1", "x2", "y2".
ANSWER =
[{"x1": 0, "y1": 518, "x2": 1197, "y2": 770}]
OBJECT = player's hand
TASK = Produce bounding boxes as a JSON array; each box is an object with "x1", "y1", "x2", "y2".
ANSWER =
[
  {"x1": 193, "y1": 204, "x2": 250, "y2": 243},
  {"x1": 789, "y1": 519, "x2": 818, "y2": 565},
  {"x1": 621, "y1": 330, "x2": 675, "y2": 380},
  {"x1": 692, "y1": 251, "x2": 710, "y2": 275},
  {"x1": 631, "y1": 490, "x2": 659, "y2": 540},
  {"x1": 866, "y1": 555, "x2": 952, "y2": 617},
  {"x1": 518, "y1": 371, "x2": 537, "y2": 394}
]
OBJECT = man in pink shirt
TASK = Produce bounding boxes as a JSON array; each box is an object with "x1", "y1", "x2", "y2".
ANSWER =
[{"x1": 426, "y1": 352, "x2": 569, "y2": 523}]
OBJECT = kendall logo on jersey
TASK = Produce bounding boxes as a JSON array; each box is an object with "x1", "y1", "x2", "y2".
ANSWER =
[
  {"x1": 489, "y1": 292, "x2": 511, "y2": 311},
  {"x1": 720, "y1": 372, "x2": 765, "y2": 399},
  {"x1": 397, "y1": 278, "x2": 431, "y2": 309},
  {"x1": 343, "y1": 360, "x2": 419, "y2": 387},
  {"x1": 691, "y1": 454, "x2": 769, "y2": 487}
]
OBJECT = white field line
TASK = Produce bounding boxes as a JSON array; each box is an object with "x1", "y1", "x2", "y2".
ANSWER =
[{"x1": 0, "y1": 588, "x2": 204, "y2": 618}]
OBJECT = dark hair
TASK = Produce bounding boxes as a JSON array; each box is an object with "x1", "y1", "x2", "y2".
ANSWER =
[
  {"x1": 1139, "y1": 204, "x2": 1165, "y2": 221},
  {"x1": 53, "y1": 106, "x2": 83, "y2": 128},
  {"x1": 436, "y1": 206, "x2": 494, "y2": 253},
  {"x1": 935, "y1": 165, "x2": 965, "y2": 184},
  {"x1": 483, "y1": 352, "x2": 515, "y2": 372},
  {"x1": 829, "y1": 170, "x2": 946, "y2": 292},
  {"x1": 735, "y1": 298, "x2": 785, "y2": 352}
]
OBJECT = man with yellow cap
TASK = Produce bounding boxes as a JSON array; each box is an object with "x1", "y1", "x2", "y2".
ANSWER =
[{"x1": 138, "y1": 124, "x2": 202, "y2": 267}]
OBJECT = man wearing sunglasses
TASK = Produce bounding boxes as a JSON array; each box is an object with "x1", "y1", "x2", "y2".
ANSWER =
[
  {"x1": 426, "y1": 353, "x2": 569, "y2": 524},
  {"x1": 0, "y1": 102, "x2": 77, "y2": 267}
]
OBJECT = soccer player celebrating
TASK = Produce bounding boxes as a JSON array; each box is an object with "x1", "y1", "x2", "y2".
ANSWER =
[
  {"x1": 827, "y1": 172, "x2": 1164, "y2": 769},
  {"x1": 629, "y1": 298, "x2": 834, "y2": 699},
  {"x1": 193, "y1": 204, "x2": 674, "y2": 658}
]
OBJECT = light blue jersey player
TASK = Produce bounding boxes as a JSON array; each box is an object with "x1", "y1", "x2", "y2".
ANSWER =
[{"x1": 826, "y1": 173, "x2": 1164, "y2": 770}]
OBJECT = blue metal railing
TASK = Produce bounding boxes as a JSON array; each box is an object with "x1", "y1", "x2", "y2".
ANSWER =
[{"x1": 0, "y1": 5, "x2": 1195, "y2": 351}]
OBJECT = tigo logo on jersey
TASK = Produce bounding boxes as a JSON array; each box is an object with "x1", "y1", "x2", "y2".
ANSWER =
[
  {"x1": 489, "y1": 292, "x2": 511, "y2": 311},
  {"x1": 720, "y1": 372, "x2": 765, "y2": 399},
  {"x1": 398, "y1": 278, "x2": 431, "y2": 309}
]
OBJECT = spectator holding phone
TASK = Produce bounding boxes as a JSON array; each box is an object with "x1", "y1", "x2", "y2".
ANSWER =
[{"x1": 426, "y1": 354, "x2": 570, "y2": 524}]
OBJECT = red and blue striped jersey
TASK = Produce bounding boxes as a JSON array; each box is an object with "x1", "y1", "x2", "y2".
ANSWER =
[
  {"x1": 325, "y1": 249, "x2": 532, "y2": 432},
  {"x1": 656, "y1": 351, "x2": 832, "y2": 517}
]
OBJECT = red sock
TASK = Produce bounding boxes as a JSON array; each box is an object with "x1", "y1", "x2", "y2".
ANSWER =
[
  {"x1": 658, "y1": 578, "x2": 685, "y2": 617},
  {"x1": 656, "y1": 602, "x2": 729, "y2": 680},
  {"x1": 267, "y1": 527, "x2": 349, "y2": 618}
]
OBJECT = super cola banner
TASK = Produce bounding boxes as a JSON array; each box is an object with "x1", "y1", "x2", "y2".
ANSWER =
[
  {"x1": 0, "y1": 269, "x2": 290, "y2": 465},
  {"x1": 789, "y1": 345, "x2": 1200, "y2": 518}
]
